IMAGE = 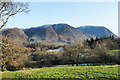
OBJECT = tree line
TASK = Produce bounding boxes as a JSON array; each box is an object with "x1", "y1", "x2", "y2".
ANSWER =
[{"x1": 1, "y1": 35, "x2": 120, "y2": 71}]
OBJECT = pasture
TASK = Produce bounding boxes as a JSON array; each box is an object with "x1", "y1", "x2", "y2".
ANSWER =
[{"x1": 2, "y1": 65, "x2": 119, "y2": 79}]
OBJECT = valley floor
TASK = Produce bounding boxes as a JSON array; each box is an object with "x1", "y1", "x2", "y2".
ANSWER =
[{"x1": 1, "y1": 65, "x2": 120, "y2": 79}]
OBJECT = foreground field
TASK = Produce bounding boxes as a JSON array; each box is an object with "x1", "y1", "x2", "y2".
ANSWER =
[{"x1": 2, "y1": 65, "x2": 119, "y2": 79}]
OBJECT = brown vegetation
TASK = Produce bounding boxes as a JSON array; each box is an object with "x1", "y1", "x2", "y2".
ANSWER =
[{"x1": 1, "y1": 34, "x2": 120, "y2": 71}]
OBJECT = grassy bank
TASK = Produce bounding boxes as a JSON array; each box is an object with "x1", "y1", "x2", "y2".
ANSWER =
[
  {"x1": 107, "y1": 50, "x2": 120, "y2": 55},
  {"x1": 2, "y1": 65, "x2": 119, "y2": 79}
]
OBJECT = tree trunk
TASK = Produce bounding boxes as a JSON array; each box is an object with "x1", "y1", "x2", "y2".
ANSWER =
[
  {"x1": 72, "y1": 63, "x2": 74, "y2": 66},
  {"x1": 76, "y1": 63, "x2": 78, "y2": 66},
  {"x1": 76, "y1": 54, "x2": 80, "y2": 66}
]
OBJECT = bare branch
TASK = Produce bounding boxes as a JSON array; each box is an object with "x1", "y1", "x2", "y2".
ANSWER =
[
  {"x1": 0, "y1": 15, "x2": 11, "y2": 30},
  {"x1": 0, "y1": 0, "x2": 29, "y2": 29}
]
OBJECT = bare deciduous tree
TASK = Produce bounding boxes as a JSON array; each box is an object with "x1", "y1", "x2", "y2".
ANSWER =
[{"x1": 0, "y1": 0, "x2": 29, "y2": 30}]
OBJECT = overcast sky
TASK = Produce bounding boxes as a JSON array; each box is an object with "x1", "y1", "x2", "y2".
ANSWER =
[{"x1": 6, "y1": 2, "x2": 118, "y2": 35}]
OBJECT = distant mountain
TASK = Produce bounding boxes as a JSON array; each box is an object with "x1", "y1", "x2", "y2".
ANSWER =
[
  {"x1": 2, "y1": 28, "x2": 28, "y2": 43},
  {"x1": 24, "y1": 24, "x2": 87, "y2": 43},
  {"x1": 2, "y1": 24, "x2": 117, "y2": 44},
  {"x1": 77, "y1": 26, "x2": 117, "y2": 38}
]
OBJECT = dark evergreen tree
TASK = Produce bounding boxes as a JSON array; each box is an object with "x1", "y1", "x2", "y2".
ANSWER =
[
  {"x1": 95, "y1": 36, "x2": 99, "y2": 41},
  {"x1": 102, "y1": 35, "x2": 106, "y2": 40},
  {"x1": 112, "y1": 35, "x2": 114, "y2": 39},
  {"x1": 86, "y1": 38, "x2": 90, "y2": 43},
  {"x1": 109, "y1": 35, "x2": 112, "y2": 39},
  {"x1": 90, "y1": 38, "x2": 94, "y2": 45}
]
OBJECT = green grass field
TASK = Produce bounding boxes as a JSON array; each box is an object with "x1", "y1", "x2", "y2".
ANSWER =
[
  {"x1": 2, "y1": 65, "x2": 119, "y2": 79},
  {"x1": 107, "y1": 50, "x2": 120, "y2": 55}
]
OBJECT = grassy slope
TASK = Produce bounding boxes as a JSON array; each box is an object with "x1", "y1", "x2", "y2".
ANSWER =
[
  {"x1": 107, "y1": 50, "x2": 120, "y2": 55},
  {"x1": 2, "y1": 65, "x2": 119, "y2": 79}
]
